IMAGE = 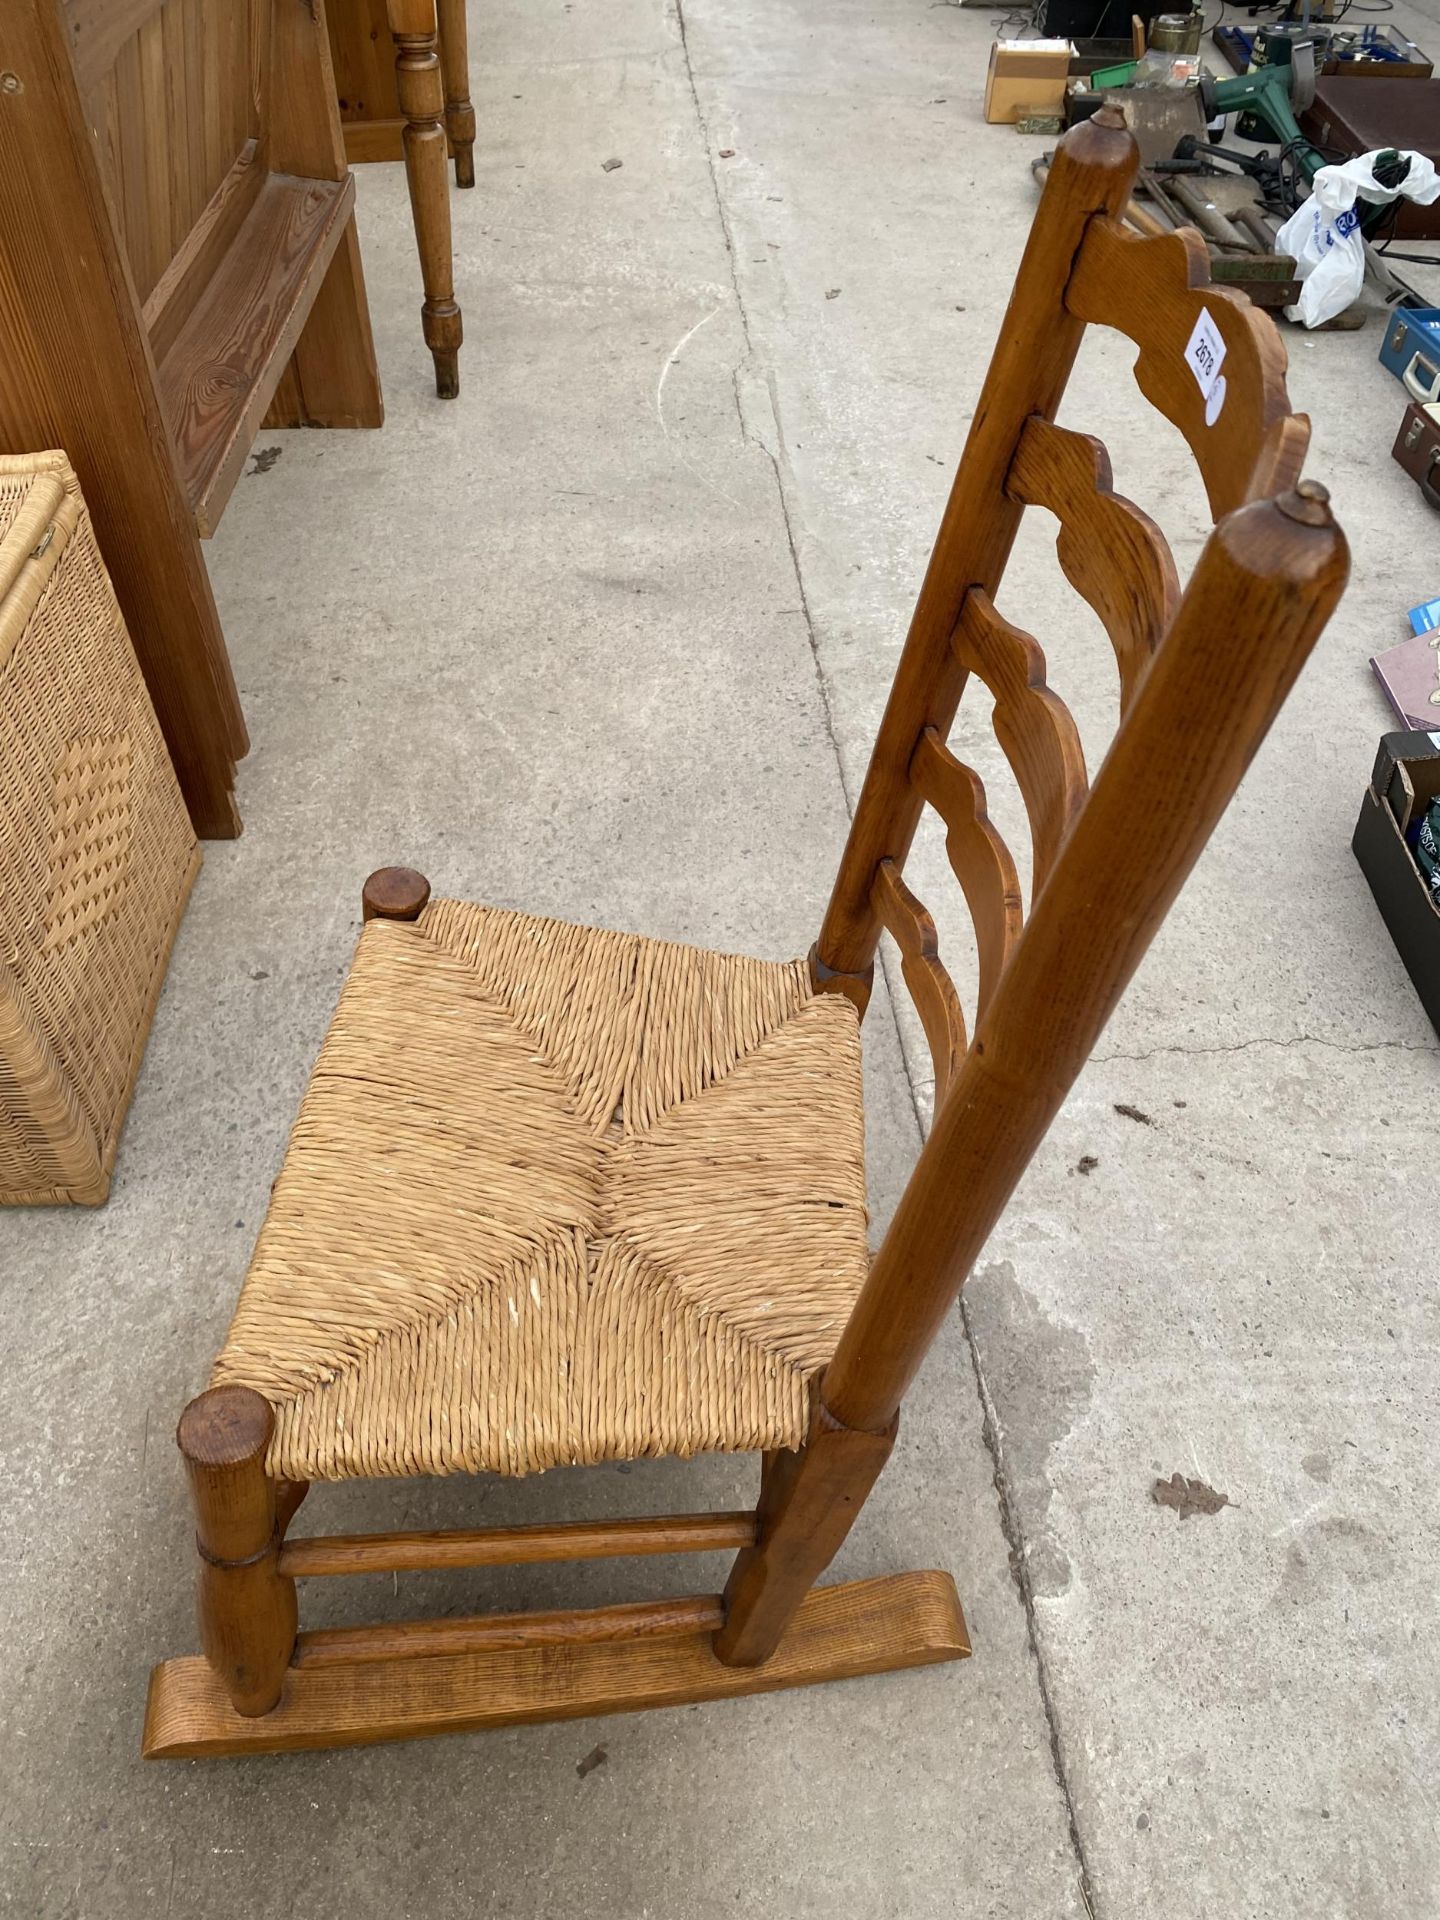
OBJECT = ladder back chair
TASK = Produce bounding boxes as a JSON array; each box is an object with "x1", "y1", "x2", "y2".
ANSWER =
[{"x1": 143, "y1": 110, "x2": 1348, "y2": 1757}]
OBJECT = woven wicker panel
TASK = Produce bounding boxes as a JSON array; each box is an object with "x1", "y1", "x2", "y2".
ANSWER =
[
  {"x1": 0, "y1": 452, "x2": 199, "y2": 1204},
  {"x1": 212, "y1": 905, "x2": 870, "y2": 1481}
]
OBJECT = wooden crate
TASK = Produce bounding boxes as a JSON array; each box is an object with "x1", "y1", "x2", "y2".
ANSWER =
[{"x1": 0, "y1": 452, "x2": 200, "y2": 1205}]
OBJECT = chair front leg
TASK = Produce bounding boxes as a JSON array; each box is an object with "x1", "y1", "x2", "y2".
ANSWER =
[
  {"x1": 714, "y1": 1395, "x2": 896, "y2": 1667},
  {"x1": 178, "y1": 1387, "x2": 298, "y2": 1717},
  {"x1": 387, "y1": 0, "x2": 463, "y2": 398},
  {"x1": 436, "y1": 0, "x2": 477, "y2": 188}
]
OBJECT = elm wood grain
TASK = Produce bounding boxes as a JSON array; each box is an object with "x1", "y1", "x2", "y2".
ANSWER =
[
  {"x1": 157, "y1": 170, "x2": 356, "y2": 534},
  {"x1": 260, "y1": 218, "x2": 384, "y2": 431},
  {"x1": 141, "y1": 137, "x2": 266, "y2": 370},
  {"x1": 1064, "y1": 218, "x2": 1309, "y2": 518},
  {"x1": 822, "y1": 486, "x2": 1348, "y2": 1438},
  {"x1": 178, "y1": 1386, "x2": 298, "y2": 1716},
  {"x1": 1006, "y1": 416, "x2": 1179, "y2": 715},
  {"x1": 387, "y1": 0, "x2": 461, "y2": 397},
  {"x1": 952, "y1": 589, "x2": 1088, "y2": 901},
  {"x1": 0, "y1": 0, "x2": 245, "y2": 836},
  {"x1": 280, "y1": 1511, "x2": 759, "y2": 1577},
  {"x1": 909, "y1": 726, "x2": 1023, "y2": 1023},
  {"x1": 296, "y1": 1595, "x2": 728, "y2": 1668},
  {"x1": 361, "y1": 864, "x2": 431, "y2": 921},
  {"x1": 143, "y1": 1570, "x2": 969, "y2": 1756},
  {"x1": 812, "y1": 111, "x2": 1140, "y2": 985},
  {"x1": 870, "y1": 859, "x2": 966, "y2": 1101},
  {"x1": 714, "y1": 1400, "x2": 897, "y2": 1668}
]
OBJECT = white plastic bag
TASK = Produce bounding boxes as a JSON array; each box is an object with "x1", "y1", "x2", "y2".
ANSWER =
[{"x1": 1276, "y1": 150, "x2": 1440, "y2": 329}]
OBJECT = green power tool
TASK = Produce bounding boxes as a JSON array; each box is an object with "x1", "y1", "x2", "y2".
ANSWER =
[
  {"x1": 1197, "y1": 41, "x2": 1407, "y2": 222},
  {"x1": 1197, "y1": 39, "x2": 1326, "y2": 183}
]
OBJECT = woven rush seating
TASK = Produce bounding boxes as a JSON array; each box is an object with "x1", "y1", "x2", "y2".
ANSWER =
[{"x1": 210, "y1": 899, "x2": 870, "y2": 1483}]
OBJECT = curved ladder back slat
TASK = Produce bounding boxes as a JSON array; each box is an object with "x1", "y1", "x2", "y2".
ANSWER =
[
  {"x1": 1007, "y1": 416, "x2": 1180, "y2": 714},
  {"x1": 909, "y1": 727, "x2": 1023, "y2": 1023},
  {"x1": 870, "y1": 860, "x2": 967, "y2": 1101},
  {"x1": 1065, "y1": 218, "x2": 1310, "y2": 518},
  {"x1": 952, "y1": 589, "x2": 1088, "y2": 899}
]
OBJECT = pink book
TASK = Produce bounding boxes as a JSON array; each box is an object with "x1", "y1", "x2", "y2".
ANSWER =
[{"x1": 1371, "y1": 632, "x2": 1440, "y2": 731}]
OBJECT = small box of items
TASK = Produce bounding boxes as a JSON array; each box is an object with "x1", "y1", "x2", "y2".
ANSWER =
[
  {"x1": 985, "y1": 39, "x2": 1075, "y2": 124},
  {"x1": 1352, "y1": 729, "x2": 1440, "y2": 1037}
]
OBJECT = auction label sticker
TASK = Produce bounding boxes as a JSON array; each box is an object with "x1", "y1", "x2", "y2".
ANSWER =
[{"x1": 1184, "y1": 307, "x2": 1227, "y2": 423}]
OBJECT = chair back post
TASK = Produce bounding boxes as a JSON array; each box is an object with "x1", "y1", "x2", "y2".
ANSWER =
[
  {"x1": 812, "y1": 108, "x2": 1139, "y2": 994},
  {"x1": 821, "y1": 485, "x2": 1349, "y2": 1435}
]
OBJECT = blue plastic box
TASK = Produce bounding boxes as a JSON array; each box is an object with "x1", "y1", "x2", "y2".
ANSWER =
[{"x1": 1379, "y1": 307, "x2": 1440, "y2": 407}]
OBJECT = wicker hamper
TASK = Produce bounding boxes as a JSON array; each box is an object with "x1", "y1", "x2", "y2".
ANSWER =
[{"x1": 0, "y1": 451, "x2": 199, "y2": 1205}]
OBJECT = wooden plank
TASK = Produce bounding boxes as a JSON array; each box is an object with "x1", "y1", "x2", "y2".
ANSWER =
[
  {"x1": 155, "y1": 169, "x2": 355, "y2": 534},
  {"x1": 280, "y1": 1511, "x2": 759, "y2": 1578},
  {"x1": 135, "y1": 5, "x2": 171, "y2": 300},
  {"x1": 329, "y1": 0, "x2": 400, "y2": 127},
  {"x1": 343, "y1": 118, "x2": 407, "y2": 164},
  {"x1": 294, "y1": 1596, "x2": 727, "y2": 1668},
  {"x1": 64, "y1": 0, "x2": 168, "y2": 100},
  {"x1": 143, "y1": 139, "x2": 264, "y2": 365},
  {"x1": 143, "y1": 1570, "x2": 970, "y2": 1757},
  {"x1": 260, "y1": 215, "x2": 383, "y2": 430}
]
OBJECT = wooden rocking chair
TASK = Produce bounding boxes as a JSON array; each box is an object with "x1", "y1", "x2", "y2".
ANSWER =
[{"x1": 143, "y1": 109, "x2": 1348, "y2": 1758}]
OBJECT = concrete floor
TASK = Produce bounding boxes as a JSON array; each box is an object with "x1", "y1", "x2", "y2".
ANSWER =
[{"x1": 5, "y1": 0, "x2": 1440, "y2": 1912}]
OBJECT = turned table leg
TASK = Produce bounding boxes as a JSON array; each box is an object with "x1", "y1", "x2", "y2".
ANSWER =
[
  {"x1": 436, "y1": 0, "x2": 476, "y2": 189},
  {"x1": 387, "y1": 0, "x2": 462, "y2": 398},
  {"x1": 177, "y1": 1386, "x2": 297, "y2": 1717}
]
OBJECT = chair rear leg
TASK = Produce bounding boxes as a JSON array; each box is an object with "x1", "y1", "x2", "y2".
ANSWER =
[
  {"x1": 178, "y1": 1387, "x2": 298, "y2": 1717},
  {"x1": 714, "y1": 1397, "x2": 896, "y2": 1667}
]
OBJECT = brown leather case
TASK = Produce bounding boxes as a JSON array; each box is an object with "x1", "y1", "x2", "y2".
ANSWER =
[
  {"x1": 1391, "y1": 399, "x2": 1440, "y2": 509},
  {"x1": 1300, "y1": 79, "x2": 1440, "y2": 238}
]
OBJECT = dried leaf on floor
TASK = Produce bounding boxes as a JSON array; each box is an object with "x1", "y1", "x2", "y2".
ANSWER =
[{"x1": 1152, "y1": 1472, "x2": 1231, "y2": 1520}]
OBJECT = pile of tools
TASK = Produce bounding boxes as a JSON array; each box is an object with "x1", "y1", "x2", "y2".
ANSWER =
[{"x1": 1032, "y1": 142, "x2": 1304, "y2": 309}]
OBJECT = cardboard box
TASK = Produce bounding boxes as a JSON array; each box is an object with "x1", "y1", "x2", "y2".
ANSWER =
[
  {"x1": 985, "y1": 40, "x2": 1074, "y2": 124},
  {"x1": 1352, "y1": 731, "x2": 1440, "y2": 1037}
]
